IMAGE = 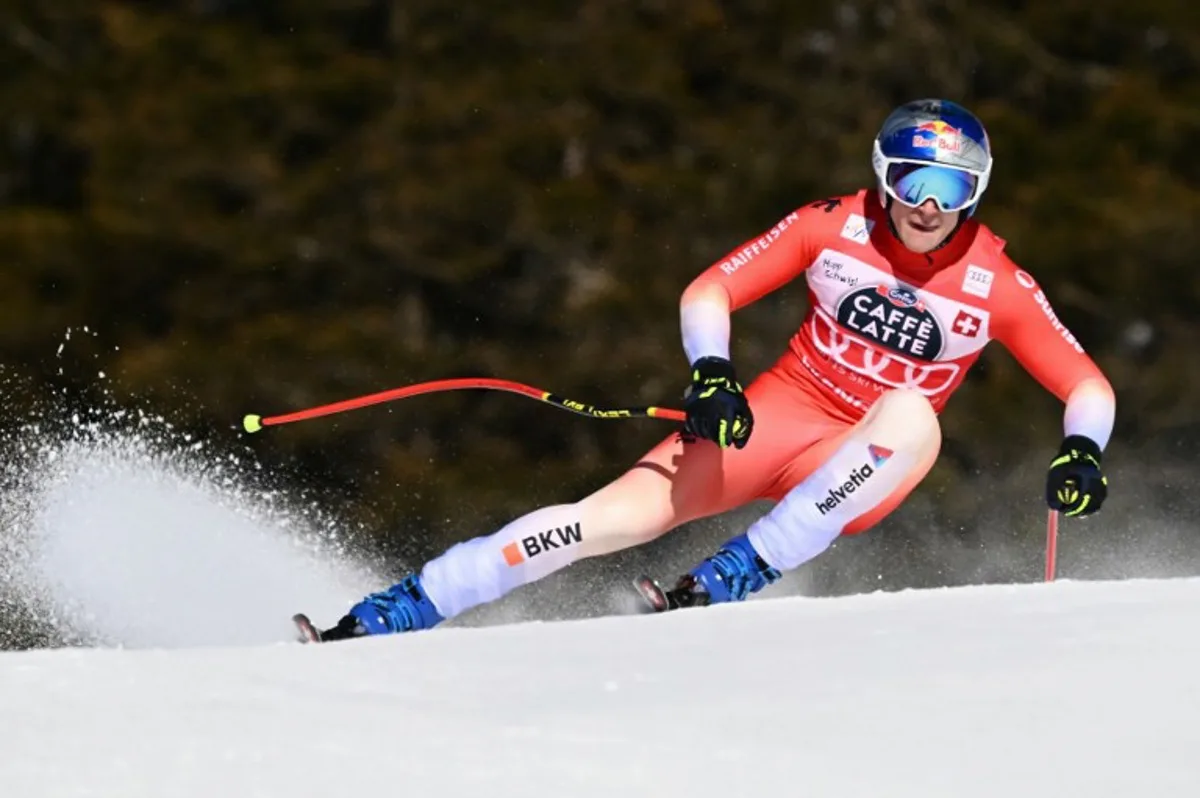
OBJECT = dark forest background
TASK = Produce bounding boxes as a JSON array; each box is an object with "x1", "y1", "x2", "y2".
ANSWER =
[{"x1": 1, "y1": 1, "x2": 1199, "y2": 633}]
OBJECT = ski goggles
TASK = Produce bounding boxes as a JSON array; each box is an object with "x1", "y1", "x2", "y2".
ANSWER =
[{"x1": 883, "y1": 161, "x2": 981, "y2": 213}]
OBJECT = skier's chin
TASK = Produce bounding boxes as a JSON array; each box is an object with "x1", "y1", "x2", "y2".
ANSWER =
[{"x1": 895, "y1": 215, "x2": 956, "y2": 254}]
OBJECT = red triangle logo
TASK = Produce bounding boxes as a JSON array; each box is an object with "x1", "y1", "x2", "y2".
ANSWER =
[{"x1": 868, "y1": 444, "x2": 894, "y2": 466}]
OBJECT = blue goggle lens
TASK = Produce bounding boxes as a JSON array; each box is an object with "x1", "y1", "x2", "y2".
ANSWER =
[{"x1": 886, "y1": 163, "x2": 977, "y2": 212}]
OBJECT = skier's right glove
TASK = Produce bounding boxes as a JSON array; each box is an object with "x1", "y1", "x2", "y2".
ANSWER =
[{"x1": 683, "y1": 356, "x2": 753, "y2": 449}]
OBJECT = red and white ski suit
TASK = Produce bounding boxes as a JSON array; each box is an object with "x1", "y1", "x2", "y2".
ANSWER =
[{"x1": 637, "y1": 189, "x2": 1115, "y2": 536}]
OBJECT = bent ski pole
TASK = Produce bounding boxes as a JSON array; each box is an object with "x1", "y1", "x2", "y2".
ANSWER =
[{"x1": 242, "y1": 377, "x2": 686, "y2": 433}]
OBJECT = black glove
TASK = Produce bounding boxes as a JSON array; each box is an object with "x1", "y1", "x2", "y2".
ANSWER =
[
  {"x1": 683, "y1": 356, "x2": 753, "y2": 449},
  {"x1": 1046, "y1": 435, "x2": 1108, "y2": 517}
]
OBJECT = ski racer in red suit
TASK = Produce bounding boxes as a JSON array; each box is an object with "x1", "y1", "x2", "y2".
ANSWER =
[{"x1": 309, "y1": 98, "x2": 1115, "y2": 640}]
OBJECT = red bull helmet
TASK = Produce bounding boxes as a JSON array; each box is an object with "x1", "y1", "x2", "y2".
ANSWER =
[{"x1": 871, "y1": 99, "x2": 993, "y2": 217}]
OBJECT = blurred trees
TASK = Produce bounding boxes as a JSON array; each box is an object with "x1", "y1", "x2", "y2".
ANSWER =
[{"x1": 0, "y1": 1, "x2": 1197, "y2": 596}]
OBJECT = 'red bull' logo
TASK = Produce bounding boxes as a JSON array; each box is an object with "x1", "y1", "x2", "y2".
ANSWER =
[
  {"x1": 912, "y1": 120, "x2": 962, "y2": 153},
  {"x1": 915, "y1": 120, "x2": 956, "y2": 134}
]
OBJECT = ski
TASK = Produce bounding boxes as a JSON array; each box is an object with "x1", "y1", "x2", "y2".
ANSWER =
[
  {"x1": 633, "y1": 574, "x2": 710, "y2": 613},
  {"x1": 633, "y1": 575, "x2": 672, "y2": 613},
  {"x1": 293, "y1": 612, "x2": 365, "y2": 644},
  {"x1": 292, "y1": 612, "x2": 323, "y2": 644}
]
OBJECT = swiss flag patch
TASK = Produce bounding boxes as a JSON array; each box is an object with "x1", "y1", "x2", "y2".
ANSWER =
[{"x1": 952, "y1": 310, "x2": 983, "y2": 338}]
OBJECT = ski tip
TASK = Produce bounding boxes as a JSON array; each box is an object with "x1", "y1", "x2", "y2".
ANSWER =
[
  {"x1": 292, "y1": 613, "x2": 322, "y2": 644},
  {"x1": 632, "y1": 576, "x2": 670, "y2": 614}
]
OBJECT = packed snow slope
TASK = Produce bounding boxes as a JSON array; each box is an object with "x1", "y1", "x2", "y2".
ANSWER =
[{"x1": 3, "y1": 576, "x2": 1198, "y2": 798}]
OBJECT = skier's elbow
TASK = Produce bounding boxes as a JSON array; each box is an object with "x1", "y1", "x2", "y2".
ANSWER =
[{"x1": 680, "y1": 278, "x2": 731, "y2": 314}]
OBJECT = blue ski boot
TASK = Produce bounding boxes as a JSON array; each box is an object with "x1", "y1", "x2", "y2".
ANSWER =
[
  {"x1": 317, "y1": 574, "x2": 445, "y2": 641},
  {"x1": 636, "y1": 533, "x2": 781, "y2": 612}
]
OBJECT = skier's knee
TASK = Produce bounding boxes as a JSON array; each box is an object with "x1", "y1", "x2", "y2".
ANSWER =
[{"x1": 869, "y1": 389, "x2": 940, "y2": 452}]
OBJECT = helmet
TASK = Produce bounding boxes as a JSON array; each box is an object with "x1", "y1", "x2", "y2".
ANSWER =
[{"x1": 871, "y1": 99, "x2": 993, "y2": 217}]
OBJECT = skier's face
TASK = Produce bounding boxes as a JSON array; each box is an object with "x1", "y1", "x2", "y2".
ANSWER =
[{"x1": 889, "y1": 198, "x2": 961, "y2": 253}]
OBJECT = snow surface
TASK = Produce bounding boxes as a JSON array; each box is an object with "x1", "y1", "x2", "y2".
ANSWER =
[{"x1": 3, "y1": 576, "x2": 1199, "y2": 797}]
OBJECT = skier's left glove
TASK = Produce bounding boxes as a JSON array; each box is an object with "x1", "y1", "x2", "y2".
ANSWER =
[{"x1": 1046, "y1": 435, "x2": 1108, "y2": 517}]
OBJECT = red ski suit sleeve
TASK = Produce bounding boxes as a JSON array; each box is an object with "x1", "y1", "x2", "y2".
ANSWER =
[
  {"x1": 681, "y1": 207, "x2": 822, "y2": 312},
  {"x1": 988, "y1": 256, "x2": 1115, "y2": 446}
]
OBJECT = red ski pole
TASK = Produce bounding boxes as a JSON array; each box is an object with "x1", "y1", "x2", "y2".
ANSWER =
[
  {"x1": 242, "y1": 376, "x2": 686, "y2": 433},
  {"x1": 1044, "y1": 509, "x2": 1060, "y2": 582}
]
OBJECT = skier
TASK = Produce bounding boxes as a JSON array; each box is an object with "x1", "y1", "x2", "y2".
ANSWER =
[{"x1": 303, "y1": 98, "x2": 1115, "y2": 641}]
